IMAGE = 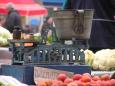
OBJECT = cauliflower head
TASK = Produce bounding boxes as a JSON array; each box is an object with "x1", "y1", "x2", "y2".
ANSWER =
[
  {"x1": 84, "y1": 49, "x2": 94, "y2": 66},
  {"x1": 92, "y1": 49, "x2": 115, "y2": 71},
  {"x1": 0, "y1": 26, "x2": 12, "y2": 46}
]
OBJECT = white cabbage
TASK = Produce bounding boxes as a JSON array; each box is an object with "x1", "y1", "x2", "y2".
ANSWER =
[{"x1": 0, "y1": 26, "x2": 12, "y2": 46}]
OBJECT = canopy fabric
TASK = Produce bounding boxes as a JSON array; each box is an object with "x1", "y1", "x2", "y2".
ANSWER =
[
  {"x1": 0, "y1": 0, "x2": 48, "y2": 16},
  {"x1": 0, "y1": 0, "x2": 35, "y2": 4}
]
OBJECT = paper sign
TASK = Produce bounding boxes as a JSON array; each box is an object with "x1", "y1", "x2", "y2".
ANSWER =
[{"x1": 34, "y1": 67, "x2": 74, "y2": 84}]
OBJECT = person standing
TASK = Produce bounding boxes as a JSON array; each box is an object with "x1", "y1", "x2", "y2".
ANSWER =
[
  {"x1": 5, "y1": 2, "x2": 22, "y2": 33},
  {"x1": 0, "y1": 14, "x2": 12, "y2": 46},
  {"x1": 40, "y1": 16, "x2": 58, "y2": 44},
  {"x1": 64, "y1": 0, "x2": 115, "y2": 52},
  {"x1": 90, "y1": 0, "x2": 115, "y2": 52},
  {"x1": 40, "y1": 17, "x2": 50, "y2": 44}
]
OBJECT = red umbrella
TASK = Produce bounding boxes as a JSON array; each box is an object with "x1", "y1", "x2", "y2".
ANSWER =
[{"x1": 0, "y1": 0, "x2": 48, "y2": 16}]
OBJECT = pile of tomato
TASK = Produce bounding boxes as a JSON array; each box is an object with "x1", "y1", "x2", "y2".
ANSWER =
[{"x1": 36, "y1": 73, "x2": 115, "y2": 86}]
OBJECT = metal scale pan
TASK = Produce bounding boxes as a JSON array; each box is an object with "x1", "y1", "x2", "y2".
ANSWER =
[{"x1": 52, "y1": 9, "x2": 94, "y2": 40}]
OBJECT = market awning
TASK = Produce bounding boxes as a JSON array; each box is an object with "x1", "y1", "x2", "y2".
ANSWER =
[{"x1": 0, "y1": 0, "x2": 48, "y2": 16}]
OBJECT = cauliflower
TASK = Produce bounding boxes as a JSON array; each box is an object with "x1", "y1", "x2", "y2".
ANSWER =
[
  {"x1": 0, "y1": 26, "x2": 12, "y2": 46},
  {"x1": 92, "y1": 49, "x2": 115, "y2": 71},
  {"x1": 0, "y1": 37, "x2": 9, "y2": 46},
  {"x1": 84, "y1": 49, "x2": 94, "y2": 66}
]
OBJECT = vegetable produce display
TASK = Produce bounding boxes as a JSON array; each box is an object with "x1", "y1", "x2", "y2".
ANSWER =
[
  {"x1": 23, "y1": 33, "x2": 52, "y2": 44},
  {"x1": 0, "y1": 26, "x2": 12, "y2": 46},
  {"x1": 84, "y1": 49, "x2": 115, "y2": 71},
  {"x1": 0, "y1": 75, "x2": 28, "y2": 86},
  {"x1": 92, "y1": 49, "x2": 115, "y2": 71},
  {"x1": 36, "y1": 73, "x2": 115, "y2": 86},
  {"x1": 33, "y1": 33, "x2": 41, "y2": 41},
  {"x1": 84, "y1": 49, "x2": 94, "y2": 66}
]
